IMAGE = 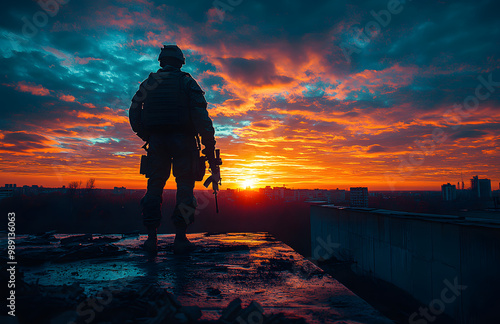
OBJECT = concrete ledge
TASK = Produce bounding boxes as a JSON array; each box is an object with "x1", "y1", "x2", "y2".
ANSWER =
[{"x1": 310, "y1": 205, "x2": 500, "y2": 323}]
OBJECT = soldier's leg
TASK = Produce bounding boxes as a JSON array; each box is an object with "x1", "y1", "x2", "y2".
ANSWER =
[
  {"x1": 141, "y1": 177, "x2": 168, "y2": 228},
  {"x1": 140, "y1": 135, "x2": 171, "y2": 251},
  {"x1": 171, "y1": 157, "x2": 196, "y2": 230},
  {"x1": 172, "y1": 149, "x2": 197, "y2": 254}
]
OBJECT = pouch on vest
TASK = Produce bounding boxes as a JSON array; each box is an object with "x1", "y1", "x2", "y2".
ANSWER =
[
  {"x1": 140, "y1": 154, "x2": 150, "y2": 178},
  {"x1": 192, "y1": 135, "x2": 206, "y2": 181},
  {"x1": 192, "y1": 150, "x2": 206, "y2": 181}
]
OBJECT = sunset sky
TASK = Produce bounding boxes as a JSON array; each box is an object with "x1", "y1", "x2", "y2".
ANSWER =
[{"x1": 1, "y1": 0, "x2": 499, "y2": 190}]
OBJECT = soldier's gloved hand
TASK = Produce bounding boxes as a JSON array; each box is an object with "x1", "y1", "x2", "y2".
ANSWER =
[
  {"x1": 207, "y1": 157, "x2": 217, "y2": 169},
  {"x1": 202, "y1": 146, "x2": 215, "y2": 164}
]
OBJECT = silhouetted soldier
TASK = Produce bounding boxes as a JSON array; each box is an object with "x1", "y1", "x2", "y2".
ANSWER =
[{"x1": 129, "y1": 45, "x2": 216, "y2": 254}]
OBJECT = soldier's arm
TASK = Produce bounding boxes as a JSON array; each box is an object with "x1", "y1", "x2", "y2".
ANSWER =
[
  {"x1": 129, "y1": 101, "x2": 142, "y2": 133},
  {"x1": 185, "y1": 76, "x2": 216, "y2": 152},
  {"x1": 129, "y1": 78, "x2": 149, "y2": 139}
]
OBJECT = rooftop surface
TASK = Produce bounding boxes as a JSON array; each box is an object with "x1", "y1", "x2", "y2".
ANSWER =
[{"x1": 4, "y1": 232, "x2": 393, "y2": 323}]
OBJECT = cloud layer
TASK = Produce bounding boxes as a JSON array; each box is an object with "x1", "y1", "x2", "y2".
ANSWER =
[{"x1": 0, "y1": 0, "x2": 499, "y2": 190}]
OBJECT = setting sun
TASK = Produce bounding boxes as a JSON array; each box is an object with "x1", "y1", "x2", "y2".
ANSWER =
[{"x1": 241, "y1": 179, "x2": 256, "y2": 189}]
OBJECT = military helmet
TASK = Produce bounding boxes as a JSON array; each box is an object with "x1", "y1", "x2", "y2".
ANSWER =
[{"x1": 158, "y1": 45, "x2": 185, "y2": 65}]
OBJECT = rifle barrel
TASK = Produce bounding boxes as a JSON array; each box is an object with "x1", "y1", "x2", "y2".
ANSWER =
[{"x1": 215, "y1": 192, "x2": 219, "y2": 213}]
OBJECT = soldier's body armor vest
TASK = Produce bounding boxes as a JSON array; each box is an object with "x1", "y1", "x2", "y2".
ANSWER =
[{"x1": 141, "y1": 70, "x2": 195, "y2": 134}]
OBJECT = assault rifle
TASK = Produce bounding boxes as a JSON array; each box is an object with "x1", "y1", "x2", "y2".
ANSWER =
[{"x1": 203, "y1": 149, "x2": 222, "y2": 213}]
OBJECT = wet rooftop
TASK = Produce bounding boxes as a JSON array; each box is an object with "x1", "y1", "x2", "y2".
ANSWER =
[{"x1": 4, "y1": 232, "x2": 393, "y2": 323}]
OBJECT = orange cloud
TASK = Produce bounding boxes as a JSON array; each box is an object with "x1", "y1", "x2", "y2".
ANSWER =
[
  {"x1": 59, "y1": 94, "x2": 76, "y2": 102},
  {"x1": 76, "y1": 108, "x2": 129, "y2": 124},
  {"x1": 327, "y1": 64, "x2": 419, "y2": 100},
  {"x1": 15, "y1": 82, "x2": 51, "y2": 96},
  {"x1": 82, "y1": 103, "x2": 96, "y2": 109},
  {"x1": 74, "y1": 57, "x2": 102, "y2": 65}
]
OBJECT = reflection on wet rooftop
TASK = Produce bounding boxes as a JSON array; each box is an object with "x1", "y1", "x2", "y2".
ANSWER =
[{"x1": 14, "y1": 232, "x2": 392, "y2": 323}]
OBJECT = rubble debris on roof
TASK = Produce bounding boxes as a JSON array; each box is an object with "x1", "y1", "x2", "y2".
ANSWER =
[{"x1": 3, "y1": 232, "x2": 393, "y2": 323}]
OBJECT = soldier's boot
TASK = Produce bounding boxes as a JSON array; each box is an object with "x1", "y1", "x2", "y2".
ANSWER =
[
  {"x1": 143, "y1": 226, "x2": 158, "y2": 253},
  {"x1": 173, "y1": 226, "x2": 195, "y2": 255}
]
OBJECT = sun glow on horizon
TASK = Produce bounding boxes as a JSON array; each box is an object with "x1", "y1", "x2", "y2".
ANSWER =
[{"x1": 240, "y1": 178, "x2": 257, "y2": 189}]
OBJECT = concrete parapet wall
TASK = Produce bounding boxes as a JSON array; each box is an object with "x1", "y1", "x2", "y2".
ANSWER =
[{"x1": 310, "y1": 205, "x2": 500, "y2": 323}]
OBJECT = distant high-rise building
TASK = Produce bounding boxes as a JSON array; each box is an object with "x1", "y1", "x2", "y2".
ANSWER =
[
  {"x1": 113, "y1": 186, "x2": 127, "y2": 194},
  {"x1": 470, "y1": 176, "x2": 491, "y2": 199},
  {"x1": 327, "y1": 189, "x2": 346, "y2": 203},
  {"x1": 350, "y1": 187, "x2": 368, "y2": 207},
  {"x1": 0, "y1": 184, "x2": 15, "y2": 199},
  {"x1": 273, "y1": 186, "x2": 286, "y2": 200},
  {"x1": 441, "y1": 183, "x2": 457, "y2": 201}
]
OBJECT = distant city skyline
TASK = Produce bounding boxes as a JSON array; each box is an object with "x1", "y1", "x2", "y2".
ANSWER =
[{"x1": 3, "y1": 174, "x2": 500, "y2": 192}]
